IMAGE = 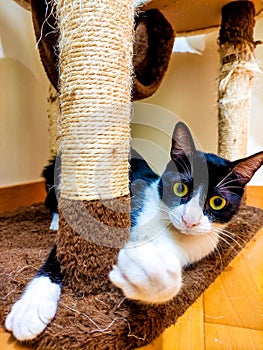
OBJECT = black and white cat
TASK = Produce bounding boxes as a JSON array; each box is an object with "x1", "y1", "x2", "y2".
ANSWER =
[{"x1": 5, "y1": 122, "x2": 263, "y2": 340}]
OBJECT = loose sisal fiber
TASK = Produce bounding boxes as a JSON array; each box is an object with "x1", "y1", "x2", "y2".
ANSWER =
[
  {"x1": 218, "y1": 1, "x2": 260, "y2": 161},
  {"x1": 47, "y1": 84, "x2": 60, "y2": 158},
  {"x1": 56, "y1": 0, "x2": 134, "y2": 200}
]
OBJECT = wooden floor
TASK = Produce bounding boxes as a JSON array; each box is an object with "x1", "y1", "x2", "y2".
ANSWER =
[
  {"x1": 0, "y1": 181, "x2": 46, "y2": 214},
  {"x1": 0, "y1": 186, "x2": 262, "y2": 350}
]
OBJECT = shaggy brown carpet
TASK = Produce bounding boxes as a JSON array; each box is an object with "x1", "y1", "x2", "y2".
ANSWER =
[{"x1": 0, "y1": 203, "x2": 263, "y2": 349}]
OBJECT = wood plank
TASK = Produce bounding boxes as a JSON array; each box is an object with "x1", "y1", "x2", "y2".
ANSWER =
[
  {"x1": 0, "y1": 329, "x2": 29, "y2": 350},
  {"x1": 204, "y1": 227, "x2": 263, "y2": 330},
  {"x1": 0, "y1": 298, "x2": 205, "y2": 350},
  {"x1": 139, "y1": 296, "x2": 204, "y2": 350},
  {"x1": 246, "y1": 186, "x2": 263, "y2": 209},
  {"x1": 205, "y1": 323, "x2": 263, "y2": 350},
  {"x1": 0, "y1": 181, "x2": 46, "y2": 213}
]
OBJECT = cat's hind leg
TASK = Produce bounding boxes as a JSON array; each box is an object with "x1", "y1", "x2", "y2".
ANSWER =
[
  {"x1": 5, "y1": 245, "x2": 62, "y2": 340},
  {"x1": 42, "y1": 156, "x2": 60, "y2": 231}
]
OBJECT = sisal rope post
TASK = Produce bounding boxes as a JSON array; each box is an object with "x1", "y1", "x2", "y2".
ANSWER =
[
  {"x1": 218, "y1": 1, "x2": 259, "y2": 161},
  {"x1": 55, "y1": 0, "x2": 134, "y2": 293}
]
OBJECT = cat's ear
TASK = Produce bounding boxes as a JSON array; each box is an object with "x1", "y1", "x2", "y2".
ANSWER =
[
  {"x1": 231, "y1": 151, "x2": 263, "y2": 186},
  {"x1": 171, "y1": 122, "x2": 196, "y2": 158}
]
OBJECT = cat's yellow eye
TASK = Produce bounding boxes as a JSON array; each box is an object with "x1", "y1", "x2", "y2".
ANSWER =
[
  {"x1": 173, "y1": 182, "x2": 188, "y2": 197},
  {"x1": 209, "y1": 196, "x2": 227, "y2": 211}
]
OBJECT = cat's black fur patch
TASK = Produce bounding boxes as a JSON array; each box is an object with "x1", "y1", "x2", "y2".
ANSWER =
[
  {"x1": 36, "y1": 245, "x2": 62, "y2": 285},
  {"x1": 129, "y1": 149, "x2": 159, "y2": 227},
  {"x1": 42, "y1": 154, "x2": 61, "y2": 214}
]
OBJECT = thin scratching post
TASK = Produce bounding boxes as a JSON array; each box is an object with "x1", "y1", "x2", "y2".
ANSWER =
[{"x1": 218, "y1": 1, "x2": 259, "y2": 160}]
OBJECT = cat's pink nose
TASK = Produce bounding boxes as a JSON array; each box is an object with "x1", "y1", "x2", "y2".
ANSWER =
[{"x1": 182, "y1": 216, "x2": 199, "y2": 229}]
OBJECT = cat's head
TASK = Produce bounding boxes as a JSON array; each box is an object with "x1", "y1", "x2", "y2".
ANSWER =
[{"x1": 160, "y1": 122, "x2": 263, "y2": 235}]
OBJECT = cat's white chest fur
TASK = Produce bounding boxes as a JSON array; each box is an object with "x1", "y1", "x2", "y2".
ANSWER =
[
  {"x1": 109, "y1": 180, "x2": 219, "y2": 303},
  {"x1": 131, "y1": 181, "x2": 219, "y2": 264}
]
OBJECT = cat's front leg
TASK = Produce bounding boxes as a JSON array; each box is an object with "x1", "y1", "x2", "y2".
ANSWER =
[
  {"x1": 5, "y1": 246, "x2": 62, "y2": 340},
  {"x1": 50, "y1": 212, "x2": 59, "y2": 231},
  {"x1": 109, "y1": 240, "x2": 182, "y2": 304}
]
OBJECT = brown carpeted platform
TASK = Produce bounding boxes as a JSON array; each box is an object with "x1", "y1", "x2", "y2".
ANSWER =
[{"x1": 0, "y1": 203, "x2": 263, "y2": 349}]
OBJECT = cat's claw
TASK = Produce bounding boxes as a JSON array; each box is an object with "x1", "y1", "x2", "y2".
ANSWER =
[
  {"x1": 109, "y1": 241, "x2": 182, "y2": 303},
  {"x1": 5, "y1": 276, "x2": 60, "y2": 340}
]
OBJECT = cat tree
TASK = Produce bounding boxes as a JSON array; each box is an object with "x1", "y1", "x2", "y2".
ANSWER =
[
  {"x1": 27, "y1": 0, "x2": 263, "y2": 162},
  {"x1": 3, "y1": 0, "x2": 263, "y2": 349}
]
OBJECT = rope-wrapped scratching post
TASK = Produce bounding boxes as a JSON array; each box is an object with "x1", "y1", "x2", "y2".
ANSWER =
[
  {"x1": 218, "y1": 1, "x2": 259, "y2": 160},
  {"x1": 55, "y1": 0, "x2": 133, "y2": 293},
  {"x1": 31, "y1": 0, "x2": 174, "y2": 101}
]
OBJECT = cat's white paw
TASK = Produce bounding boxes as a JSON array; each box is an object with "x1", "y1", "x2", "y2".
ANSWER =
[
  {"x1": 49, "y1": 213, "x2": 59, "y2": 231},
  {"x1": 109, "y1": 241, "x2": 182, "y2": 303},
  {"x1": 5, "y1": 276, "x2": 61, "y2": 340}
]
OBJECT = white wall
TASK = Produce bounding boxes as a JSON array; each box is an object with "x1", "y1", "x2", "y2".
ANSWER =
[
  {"x1": 0, "y1": 0, "x2": 49, "y2": 187},
  {"x1": 0, "y1": 1, "x2": 262, "y2": 187}
]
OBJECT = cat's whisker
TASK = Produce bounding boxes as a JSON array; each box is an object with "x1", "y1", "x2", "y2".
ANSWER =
[
  {"x1": 177, "y1": 158, "x2": 192, "y2": 180},
  {"x1": 159, "y1": 215, "x2": 170, "y2": 221},
  {"x1": 159, "y1": 206, "x2": 170, "y2": 213},
  {"x1": 131, "y1": 179, "x2": 155, "y2": 189},
  {"x1": 218, "y1": 184, "x2": 243, "y2": 190},
  {"x1": 219, "y1": 181, "x2": 235, "y2": 188},
  {"x1": 217, "y1": 177, "x2": 241, "y2": 187},
  {"x1": 205, "y1": 234, "x2": 223, "y2": 266},
  {"x1": 214, "y1": 228, "x2": 248, "y2": 248},
  {"x1": 158, "y1": 207, "x2": 174, "y2": 219},
  {"x1": 219, "y1": 186, "x2": 243, "y2": 194},
  {"x1": 214, "y1": 227, "x2": 238, "y2": 239},
  {"x1": 216, "y1": 245, "x2": 225, "y2": 265},
  {"x1": 212, "y1": 229, "x2": 244, "y2": 252},
  {"x1": 215, "y1": 172, "x2": 234, "y2": 189},
  {"x1": 215, "y1": 170, "x2": 248, "y2": 189},
  {"x1": 48, "y1": 185, "x2": 57, "y2": 193},
  {"x1": 212, "y1": 230, "x2": 235, "y2": 248},
  {"x1": 158, "y1": 207, "x2": 170, "y2": 216},
  {"x1": 219, "y1": 189, "x2": 242, "y2": 199},
  {"x1": 216, "y1": 185, "x2": 243, "y2": 197}
]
